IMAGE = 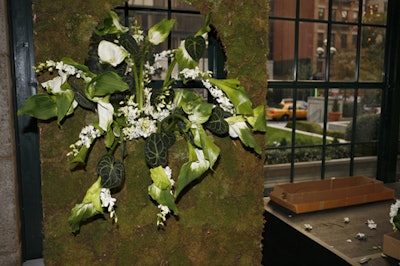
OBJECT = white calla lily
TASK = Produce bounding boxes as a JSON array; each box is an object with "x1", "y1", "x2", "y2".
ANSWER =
[
  {"x1": 97, "y1": 99, "x2": 114, "y2": 131},
  {"x1": 98, "y1": 40, "x2": 129, "y2": 67},
  {"x1": 148, "y1": 19, "x2": 175, "y2": 45},
  {"x1": 190, "y1": 148, "x2": 210, "y2": 171}
]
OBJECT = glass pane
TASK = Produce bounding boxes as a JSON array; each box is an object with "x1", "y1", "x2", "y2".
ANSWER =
[
  {"x1": 359, "y1": 88, "x2": 382, "y2": 115},
  {"x1": 171, "y1": 0, "x2": 198, "y2": 10},
  {"x1": 127, "y1": 0, "x2": 168, "y2": 8},
  {"x1": 299, "y1": 22, "x2": 327, "y2": 81},
  {"x1": 270, "y1": 0, "x2": 296, "y2": 18},
  {"x1": 300, "y1": 0, "x2": 328, "y2": 20},
  {"x1": 359, "y1": 26, "x2": 385, "y2": 81},
  {"x1": 332, "y1": 0, "x2": 359, "y2": 23},
  {"x1": 330, "y1": 24, "x2": 357, "y2": 81},
  {"x1": 362, "y1": 0, "x2": 387, "y2": 25},
  {"x1": 269, "y1": 20, "x2": 295, "y2": 80}
]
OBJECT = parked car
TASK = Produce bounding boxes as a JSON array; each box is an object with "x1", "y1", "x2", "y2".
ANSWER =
[{"x1": 266, "y1": 102, "x2": 308, "y2": 121}]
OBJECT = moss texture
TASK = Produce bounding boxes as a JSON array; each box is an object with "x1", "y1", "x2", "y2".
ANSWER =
[{"x1": 33, "y1": 0, "x2": 269, "y2": 264}]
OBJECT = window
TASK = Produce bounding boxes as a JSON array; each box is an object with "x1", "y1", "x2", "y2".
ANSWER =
[
  {"x1": 115, "y1": 1, "x2": 211, "y2": 99},
  {"x1": 266, "y1": 0, "x2": 389, "y2": 190},
  {"x1": 341, "y1": 33, "x2": 347, "y2": 48}
]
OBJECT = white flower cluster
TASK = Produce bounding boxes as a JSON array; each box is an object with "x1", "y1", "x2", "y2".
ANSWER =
[
  {"x1": 157, "y1": 204, "x2": 171, "y2": 227},
  {"x1": 67, "y1": 125, "x2": 101, "y2": 157},
  {"x1": 100, "y1": 188, "x2": 118, "y2": 223},
  {"x1": 36, "y1": 60, "x2": 91, "y2": 95},
  {"x1": 131, "y1": 26, "x2": 144, "y2": 44},
  {"x1": 180, "y1": 67, "x2": 202, "y2": 79},
  {"x1": 201, "y1": 79, "x2": 235, "y2": 113},
  {"x1": 390, "y1": 199, "x2": 400, "y2": 230},
  {"x1": 118, "y1": 88, "x2": 174, "y2": 140}
]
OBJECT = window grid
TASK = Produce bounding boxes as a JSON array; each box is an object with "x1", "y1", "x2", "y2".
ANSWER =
[{"x1": 267, "y1": 0, "x2": 388, "y2": 184}]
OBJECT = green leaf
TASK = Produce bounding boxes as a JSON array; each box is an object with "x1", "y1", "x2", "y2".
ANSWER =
[
  {"x1": 119, "y1": 32, "x2": 139, "y2": 54},
  {"x1": 160, "y1": 129, "x2": 176, "y2": 149},
  {"x1": 68, "y1": 202, "x2": 100, "y2": 234},
  {"x1": 148, "y1": 18, "x2": 175, "y2": 45},
  {"x1": 68, "y1": 177, "x2": 103, "y2": 234},
  {"x1": 184, "y1": 36, "x2": 206, "y2": 62},
  {"x1": 148, "y1": 184, "x2": 178, "y2": 215},
  {"x1": 226, "y1": 118, "x2": 262, "y2": 155},
  {"x1": 150, "y1": 166, "x2": 171, "y2": 190},
  {"x1": 72, "y1": 86, "x2": 96, "y2": 110},
  {"x1": 246, "y1": 105, "x2": 267, "y2": 132},
  {"x1": 195, "y1": 13, "x2": 211, "y2": 37},
  {"x1": 188, "y1": 102, "x2": 213, "y2": 124},
  {"x1": 70, "y1": 145, "x2": 90, "y2": 165},
  {"x1": 208, "y1": 78, "x2": 253, "y2": 115},
  {"x1": 191, "y1": 125, "x2": 220, "y2": 168},
  {"x1": 174, "y1": 142, "x2": 210, "y2": 198},
  {"x1": 17, "y1": 93, "x2": 57, "y2": 120},
  {"x1": 86, "y1": 71, "x2": 129, "y2": 99},
  {"x1": 56, "y1": 89, "x2": 75, "y2": 124},
  {"x1": 95, "y1": 10, "x2": 129, "y2": 36},
  {"x1": 205, "y1": 107, "x2": 229, "y2": 136},
  {"x1": 175, "y1": 41, "x2": 198, "y2": 70},
  {"x1": 173, "y1": 89, "x2": 203, "y2": 114},
  {"x1": 144, "y1": 133, "x2": 168, "y2": 168},
  {"x1": 96, "y1": 154, "x2": 125, "y2": 189},
  {"x1": 104, "y1": 127, "x2": 115, "y2": 148}
]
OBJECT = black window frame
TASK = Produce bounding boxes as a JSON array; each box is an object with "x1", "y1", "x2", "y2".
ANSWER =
[{"x1": 267, "y1": 0, "x2": 400, "y2": 184}]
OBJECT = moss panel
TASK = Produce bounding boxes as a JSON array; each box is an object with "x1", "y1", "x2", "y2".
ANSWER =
[{"x1": 34, "y1": 0, "x2": 269, "y2": 264}]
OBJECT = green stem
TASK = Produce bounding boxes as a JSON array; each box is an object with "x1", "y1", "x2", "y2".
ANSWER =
[{"x1": 163, "y1": 57, "x2": 177, "y2": 88}]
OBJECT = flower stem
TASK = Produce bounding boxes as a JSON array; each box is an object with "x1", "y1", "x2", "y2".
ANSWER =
[{"x1": 163, "y1": 57, "x2": 177, "y2": 88}]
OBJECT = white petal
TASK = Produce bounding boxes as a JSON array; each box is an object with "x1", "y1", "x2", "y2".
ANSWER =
[
  {"x1": 98, "y1": 40, "x2": 128, "y2": 67},
  {"x1": 97, "y1": 100, "x2": 114, "y2": 131}
]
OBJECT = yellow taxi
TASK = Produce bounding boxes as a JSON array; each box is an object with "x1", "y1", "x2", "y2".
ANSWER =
[{"x1": 265, "y1": 102, "x2": 308, "y2": 121}]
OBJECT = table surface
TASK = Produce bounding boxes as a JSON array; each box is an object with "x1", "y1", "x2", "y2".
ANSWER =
[{"x1": 264, "y1": 182, "x2": 400, "y2": 266}]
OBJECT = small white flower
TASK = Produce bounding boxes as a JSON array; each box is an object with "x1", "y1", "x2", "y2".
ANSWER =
[
  {"x1": 100, "y1": 188, "x2": 117, "y2": 222},
  {"x1": 304, "y1": 224, "x2": 312, "y2": 231},
  {"x1": 367, "y1": 219, "x2": 377, "y2": 230},
  {"x1": 355, "y1": 233, "x2": 366, "y2": 240}
]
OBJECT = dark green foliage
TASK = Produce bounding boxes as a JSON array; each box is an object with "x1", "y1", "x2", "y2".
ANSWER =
[
  {"x1": 265, "y1": 145, "x2": 350, "y2": 165},
  {"x1": 160, "y1": 129, "x2": 176, "y2": 148},
  {"x1": 286, "y1": 120, "x2": 346, "y2": 139},
  {"x1": 72, "y1": 84, "x2": 96, "y2": 111},
  {"x1": 286, "y1": 120, "x2": 323, "y2": 134},
  {"x1": 345, "y1": 113, "x2": 380, "y2": 142},
  {"x1": 97, "y1": 154, "x2": 125, "y2": 189},
  {"x1": 185, "y1": 35, "x2": 206, "y2": 61},
  {"x1": 205, "y1": 107, "x2": 229, "y2": 136},
  {"x1": 144, "y1": 133, "x2": 168, "y2": 168}
]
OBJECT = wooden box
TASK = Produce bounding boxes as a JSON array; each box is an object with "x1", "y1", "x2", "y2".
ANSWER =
[
  {"x1": 269, "y1": 176, "x2": 394, "y2": 214},
  {"x1": 383, "y1": 231, "x2": 400, "y2": 260}
]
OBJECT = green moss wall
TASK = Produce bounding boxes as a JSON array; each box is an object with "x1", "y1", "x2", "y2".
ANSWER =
[{"x1": 33, "y1": 0, "x2": 269, "y2": 264}]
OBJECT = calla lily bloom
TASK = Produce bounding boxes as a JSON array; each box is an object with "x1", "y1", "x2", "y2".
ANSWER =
[
  {"x1": 97, "y1": 99, "x2": 114, "y2": 131},
  {"x1": 98, "y1": 40, "x2": 129, "y2": 67},
  {"x1": 148, "y1": 19, "x2": 175, "y2": 45}
]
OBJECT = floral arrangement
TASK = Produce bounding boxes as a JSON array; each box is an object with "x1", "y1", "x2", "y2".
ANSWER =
[
  {"x1": 389, "y1": 199, "x2": 400, "y2": 231},
  {"x1": 18, "y1": 11, "x2": 266, "y2": 233}
]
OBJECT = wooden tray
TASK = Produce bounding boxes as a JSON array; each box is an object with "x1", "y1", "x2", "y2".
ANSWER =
[{"x1": 269, "y1": 176, "x2": 394, "y2": 214}]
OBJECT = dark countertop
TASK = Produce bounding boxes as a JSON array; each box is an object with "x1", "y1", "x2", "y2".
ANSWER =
[{"x1": 263, "y1": 182, "x2": 400, "y2": 266}]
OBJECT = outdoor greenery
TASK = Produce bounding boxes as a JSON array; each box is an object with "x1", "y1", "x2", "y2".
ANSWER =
[{"x1": 266, "y1": 115, "x2": 379, "y2": 165}]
